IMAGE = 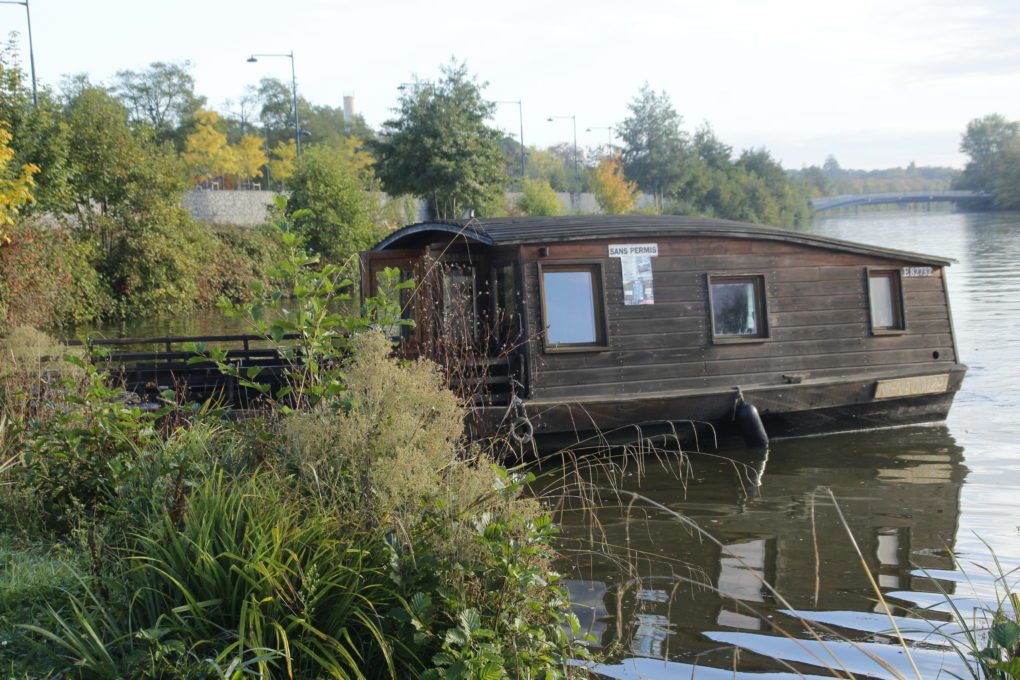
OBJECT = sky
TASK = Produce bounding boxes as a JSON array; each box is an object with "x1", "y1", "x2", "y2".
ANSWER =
[{"x1": 3, "y1": 0, "x2": 1019, "y2": 170}]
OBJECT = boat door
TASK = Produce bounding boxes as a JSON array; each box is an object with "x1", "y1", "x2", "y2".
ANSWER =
[{"x1": 364, "y1": 249, "x2": 421, "y2": 356}]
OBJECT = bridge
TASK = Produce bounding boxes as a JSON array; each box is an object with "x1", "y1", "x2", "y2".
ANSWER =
[{"x1": 812, "y1": 190, "x2": 993, "y2": 212}]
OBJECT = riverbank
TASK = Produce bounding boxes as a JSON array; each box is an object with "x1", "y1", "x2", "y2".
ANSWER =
[{"x1": 0, "y1": 219, "x2": 285, "y2": 334}]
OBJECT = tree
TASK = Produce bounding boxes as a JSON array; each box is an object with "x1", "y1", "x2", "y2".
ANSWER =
[
  {"x1": 988, "y1": 137, "x2": 1020, "y2": 209},
  {"x1": 0, "y1": 125, "x2": 37, "y2": 243},
  {"x1": 182, "y1": 109, "x2": 235, "y2": 183},
  {"x1": 234, "y1": 134, "x2": 267, "y2": 185},
  {"x1": 955, "y1": 114, "x2": 1020, "y2": 191},
  {"x1": 112, "y1": 61, "x2": 206, "y2": 145},
  {"x1": 526, "y1": 146, "x2": 573, "y2": 191},
  {"x1": 0, "y1": 38, "x2": 71, "y2": 214},
  {"x1": 222, "y1": 86, "x2": 260, "y2": 142},
  {"x1": 64, "y1": 87, "x2": 188, "y2": 245},
  {"x1": 618, "y1": 84, "x2": 688, "y2": 207},
  {"x1": 515, "y1": 178, "x2": 563, "y2": 216},
  {"x1": 285, "y1": 145, "x2": 383, "y2": 262},
  {"x1": 257, "y1": 77, "x2": 298, "y2": 150},
  {"x1": 268, "y1": 138, "x2": 296, "y2": 188},
  {"x1": 590, "y1": 153, "x2": 638, "y2": 214},
  {"x1": 373, "y1": 60, "x2": 506, "y2": 219}
]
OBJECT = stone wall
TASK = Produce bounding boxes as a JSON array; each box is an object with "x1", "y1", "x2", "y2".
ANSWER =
[
  {"x1": 181, "y1": 189, "x2": 658, "y2": 227},
  {"x1": 181, "y1": 190, "x2": 280, "y2": 227}
]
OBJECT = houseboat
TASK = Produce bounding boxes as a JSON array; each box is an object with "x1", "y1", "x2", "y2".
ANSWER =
[{"x1": 362, "y1": 215, "x2": 965, "y2": 448}]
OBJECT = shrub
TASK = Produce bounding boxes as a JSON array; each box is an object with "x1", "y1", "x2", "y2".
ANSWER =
[
  {"x1": 204, "y1": 225, "x2": 287, "y2": 305},
  {"x1": 285, "y1": 145, "x2": 384, "y2": 263},
  {"x1": 516, "y1": 179, "x2": 563, "y2": 216},
  {"x1": 0, "y1": 222, "x2": 110, "y2": 331}
]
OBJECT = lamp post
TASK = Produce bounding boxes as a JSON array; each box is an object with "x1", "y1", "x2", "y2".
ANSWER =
[
  {"x1": 586, "y1": 126, "x2": 614, "y2": 155},
  {"x1": 547, "y1": 115, "x2": 578, "y2": 190},
  {"x1": 1, "y1": 0, "x2": 36, "y2": 106},
  {"x1": 496, "y1": 100, "x2": 525, "y2": 180},
  {"x1": 247, "y1": 51, "x2": 301, "y2": 156}
]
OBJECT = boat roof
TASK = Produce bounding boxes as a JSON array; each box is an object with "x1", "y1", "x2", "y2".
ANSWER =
[{"x1": 372, "y1": 215, "x2": 954, "y2": 266}]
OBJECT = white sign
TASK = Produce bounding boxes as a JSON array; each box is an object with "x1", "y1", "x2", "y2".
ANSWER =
[
  {"x1": 609, "y1": 243, "x2": 659, "y2": 257},
  {"x1": 902, "y1": 266, "x2": 933, "y2": 278}
]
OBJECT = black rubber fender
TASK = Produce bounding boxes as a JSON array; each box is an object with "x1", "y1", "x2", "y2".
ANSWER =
[{"x1": 735, "y1": 402, "x2": 769, "y2": 449}]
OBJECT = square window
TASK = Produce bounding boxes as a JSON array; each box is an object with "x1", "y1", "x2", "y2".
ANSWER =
[
  {"x1": 709, "y1": 275, "x2": 769, "y2": 342},
  {"x1": 868, "y1": 270, "x2": 905, "y2": 332},
  {"x1": 540, "y1": 264, "x2": 608, "y2": 350}
]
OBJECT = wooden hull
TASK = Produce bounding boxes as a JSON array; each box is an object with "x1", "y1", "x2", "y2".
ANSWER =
[{"x1": 475, "y1": 364, "x2": 966, "y2": 450}]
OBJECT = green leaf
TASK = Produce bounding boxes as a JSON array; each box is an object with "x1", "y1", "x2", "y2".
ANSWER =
[
  {"x1": 991, "y1": 621, "x2": 1020, "y2": 649},
  {"x1": 459, "y1": 608, "x2": 481, "y2": 635}
]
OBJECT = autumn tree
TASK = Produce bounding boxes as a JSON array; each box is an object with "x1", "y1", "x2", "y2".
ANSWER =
[
  {"x1": 0, "y1": 39, "x2": 71, "y2": 213},
  {"x1": 0, "y1": 125, "x2": 37, "y2": 243},
  {"x1": 590, "y1": 153, "x2": 637, "y2": 214},
  {"x1": 515, "y1": 178, "x2": 563, "y2": 216},
  {"x1": 268, "y1": 138, "x2": 296, "y2": 188},
  {"x1": 182, "y1": 109, "x2": 235, "y2": 183},
  {"x1": 373, "y1": 60, "x2": 505, "y2": 219},
  {"x1": 233, "y1": 134, "x2": 267, "y2": 184}
]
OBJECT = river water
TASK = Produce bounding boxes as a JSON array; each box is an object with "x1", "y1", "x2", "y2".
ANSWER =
[{"x1": 561, "y1": 210, "x2": 1020, "y2": 679}]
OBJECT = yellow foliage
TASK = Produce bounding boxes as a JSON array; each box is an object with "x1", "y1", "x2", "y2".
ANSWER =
[
  {"x1": 182, "y1": 109, "x2": 234, "y2": 181},
  {"x1": 0, "y1": 125, "x2": 38, "y2": 243},
  {"x1": 340, "y1": 136, "x2": 374, "y2": 178},
  {"x1": 233, "y1": 134, "x2": 266, "y2": 182},
  {"x1": 590, "y1": 152, "x2": 638, "y2": 214},
  {"x1": 268, "y1": 138, "x2": 296, "y2": 185}
]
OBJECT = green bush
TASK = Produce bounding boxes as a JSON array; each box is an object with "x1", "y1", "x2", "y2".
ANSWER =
[
  {"x1": 8, "y1": 219, "x2": 593, "y2": 678},
  {"x1": 286, "y1": 145, "x2": 385, "y2": 263},
  {"x1": 516, "y1": 179, "x2": 563, "y2": 217}
]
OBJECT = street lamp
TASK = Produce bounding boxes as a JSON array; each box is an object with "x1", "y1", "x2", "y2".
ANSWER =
[
  {"x1": 247, "y1": 51, "x2": 301, "y2": 156},
  {"x1": 1, "y1": 0, "x2": 37, "y2": 106},
  {"x1": 547, "y1": 115, "x2": 578, "y2": 190},
  {"x1": 496, "y1": 100, "x2": 525, "y2": 180},
  {"x1": 586, "y1": 126, "x2": 614, "y2": 154}
]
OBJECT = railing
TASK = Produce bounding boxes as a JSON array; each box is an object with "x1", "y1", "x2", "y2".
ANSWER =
[{"x1": 57, "y1": 333, "x2": 523, "y2": 408}]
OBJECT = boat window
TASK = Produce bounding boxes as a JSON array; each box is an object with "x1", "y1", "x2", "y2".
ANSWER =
[
  {"x1": 442, "y1": 265, "x2": 478, "y2": 343},
  {"x1": 868, "y1": 269, "x2": 905, "y2": 332},
  {"x1": 492, "y1": 264, "x2": 520, "y2": 348},
  {"x1": 709, "y1": 275, "x2": 769, "y2": 341},
  {"x1": 540, "y1": 264, "x2": 608, "y2": 350}
]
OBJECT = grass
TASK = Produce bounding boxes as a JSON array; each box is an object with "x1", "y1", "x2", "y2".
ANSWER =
[{"x1": 0, "y1": 535, "x2": 83, "y2": 676}]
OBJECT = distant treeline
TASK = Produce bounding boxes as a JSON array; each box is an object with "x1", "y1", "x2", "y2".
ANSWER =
[{"x1": 790, "y1": 157, "x2": 958, "y2": 197}]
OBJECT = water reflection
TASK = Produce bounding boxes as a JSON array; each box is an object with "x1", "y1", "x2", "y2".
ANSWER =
[{"x1": 559, "y1": 426, "x2": 967, "y2": 676}]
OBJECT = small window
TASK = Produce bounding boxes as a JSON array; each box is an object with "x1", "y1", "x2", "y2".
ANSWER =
[
  {"x1": 868, "y1": 269, "x2": 905, "y2": 332},
  {"x1": 442, "y1": 265, "x2": 478, "y2": 343},
  {"x1": 491, "y1": 264, "x2": 520, "y2": 348},
  {"x1": 709, "y1": 275, "x2": 769, "y2": 342},
  {"x1": 540, "y1": 264, "x2": 608, "y2": 350}
]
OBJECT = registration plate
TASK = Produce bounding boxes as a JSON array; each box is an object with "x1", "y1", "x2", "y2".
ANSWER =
[{"x1": 874, "y1": 374, "x2": 950, "y2": 399}]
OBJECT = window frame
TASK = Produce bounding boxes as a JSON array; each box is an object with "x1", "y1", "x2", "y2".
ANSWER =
[
  {"x1": 706, "y1": 273, "x2": 772, "y2": 344},
  {"x1": 866, "y1": 267, "x2": 907, "y2": 335},
  {"x1": 537, "y1": 261, "x2": 610, "y2": 353}
]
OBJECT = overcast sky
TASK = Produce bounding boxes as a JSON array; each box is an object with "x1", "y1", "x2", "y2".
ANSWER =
[{"x1": 4, "y1": 0, "x2": 1019, "y2": 169}]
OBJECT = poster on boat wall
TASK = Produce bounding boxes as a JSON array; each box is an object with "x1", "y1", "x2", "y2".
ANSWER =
[{"x1": 609, "y1": 243, "x2": 657, "y2": 305}]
